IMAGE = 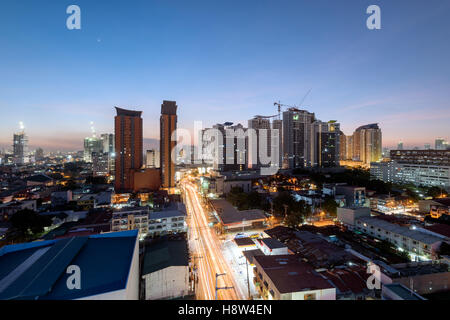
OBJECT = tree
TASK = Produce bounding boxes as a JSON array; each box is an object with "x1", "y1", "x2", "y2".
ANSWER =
[
  {"x1": 427, "y1": 186, "x2": 448, "y2": 198},
  {"x1": 9, "y1": 209, "x2": 52, "y2": 239},
  {"x1": 272, "y1": 192, "x2": 294, "y2": 217},
  {"x1": 322, "y1": 197, "x2": 338, "y2": 217},
  {"x1": 285, "y1": 210, "x2": 304, "y2": 228},
  {"x1": 285, "y1": 200, "x2": 310, "y2": 228},
  {"x1": 86, "y1": 176, "x2": 107, "y2": 185}
]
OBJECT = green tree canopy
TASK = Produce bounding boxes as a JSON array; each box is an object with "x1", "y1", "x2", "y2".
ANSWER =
[{"x1": 9, "y1": 209, "x2": 52, "y2": 239}]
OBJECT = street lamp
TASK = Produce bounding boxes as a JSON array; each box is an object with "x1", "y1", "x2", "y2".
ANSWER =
[{"x1": 215, "y1": 272, "x2": 233, "y2": 300}]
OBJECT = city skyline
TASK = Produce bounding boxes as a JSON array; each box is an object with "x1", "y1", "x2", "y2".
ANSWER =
[{"x1": 1, "y1": 0, "x2": 450, "y2": 151}]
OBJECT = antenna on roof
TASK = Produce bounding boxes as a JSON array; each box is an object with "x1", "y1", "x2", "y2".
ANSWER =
[{"x1": 90, "y1": 121, "x2": 96, "y2": 138}]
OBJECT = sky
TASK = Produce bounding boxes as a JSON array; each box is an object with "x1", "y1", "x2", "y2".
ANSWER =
[{"x1": 0, "y1": 0, "x2": 449, "y2": 151}]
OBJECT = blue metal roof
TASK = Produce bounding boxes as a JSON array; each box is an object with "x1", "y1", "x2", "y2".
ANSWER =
[{"x1": 0, "y1": 230, "x2": 138, "y2": 300}]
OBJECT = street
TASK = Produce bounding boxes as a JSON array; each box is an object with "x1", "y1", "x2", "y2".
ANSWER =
[{"x1": 182, "y1": 180, "x2": 246, "y2": 300}]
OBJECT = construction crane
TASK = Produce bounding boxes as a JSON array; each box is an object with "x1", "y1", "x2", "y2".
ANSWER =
[
  {"x1": 253, "y1": 94, "x2": 310, "y2": 120},
  {"x1": 298, "y1": 89, "x2": 312, "y2": 108},
  {"x1": 254, "y1": 101, "x2": 296, "y2": 120}
]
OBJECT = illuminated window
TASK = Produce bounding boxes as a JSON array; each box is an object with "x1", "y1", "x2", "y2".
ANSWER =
[{"x1": 304, "y1": 293, "x2": 316, "y2": 300}]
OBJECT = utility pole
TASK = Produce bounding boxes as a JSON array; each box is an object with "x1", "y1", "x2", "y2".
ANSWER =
[
  {"x1": 215, "y1": 273, "x2": 233, "y2": 300},
  {"x1": 245, "y1": 248, "x2": 251, "y2": 299}
]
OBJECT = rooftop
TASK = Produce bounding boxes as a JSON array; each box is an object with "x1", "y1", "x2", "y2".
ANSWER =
[
  {"x1": 319, "y1": 266, "x2": 369, "y2": 295},
  {"x1": 383, "y1": 283, "x2": 426, "y2": 300},
  {"x1": 388, "y1": 261, "x2": 449, "y2": 277},
  {"x1": 254, "y1": 255, "x2": 334, "y2": 294},
  {"x1": 115, "y1": 106, "x2": 142, "y2": 117},
  {"x1": 0, "y1": 230, "x2": 138, "y2": 300},
  {"x1": 358, "y1": 216, "x2": 442, "y2": 245},
  {"x1": 434, "y1": 198, "x2": 450, "y2": 207},
  {"x1": 210, "y1": 199, "x2": 266, "y2": 225},
  {"x1": 234, "y1": 237, "x2": 256, "y2": 247},
  {"x1": 243, "y1": 248, "x2": 265, "y2": 264},
  {"x1": 424, "y1": 223, "x2": 450, "y2": 239},
  {"x1": 142, "y1": 236, "x2": 189, "y2": 275},
  {"x1": 260, "y1": 238, "x2": 287, "y2": 249},
  {"x1": 25, "y1": 174, "x2": 53, "y2": 183}
]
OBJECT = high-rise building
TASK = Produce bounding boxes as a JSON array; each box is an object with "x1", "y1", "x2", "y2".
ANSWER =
[
  {"x1": 160, "y1": 101, "x2": 177, "y2": 189},
  {"x1": 397, "y1": 141, "x2": 404, "y2": 150},
  {"x1": 203, "y1": 123, "x2": 248, "y2": 172},
  {"x1": 312, "y1": 121, "x2": 340, "y2": 167},
  {"x1": 435, "y1": 138, "x2": 448, "y2": 150},
  {"x1": 282, "y1": 108, "x2": 340, "y2": 169},
  {"x1": 282, "y1": 108, "x2": 315, "y2": 169},
  {"x1": 100, "y1": 133, "x2": 115, "y2": 177},
  {"x1": 339, "y1": 131, "x2": 347, "y2": 161},
  {"x1": 424, "y1": 143, "x2": 431, "y2": 150},
  {"x1": 248, "y1": 117, "x2": 271, "y2": 170},
  {"x1": 388, "y1": 150, "x2": 450, "y2": 190},
  {"x1": 101, "y1": 133, "x2": 115, "y2": 154},
  {"x1": 13, "y1": 124, "x2": 28, "y2": 165},
  {"x1": 83, "y1": 137, "x2": 103, "y2": 163},
  {"x1": 92, "y1": 152, "x2": 110, "y2": 177},
  {"x1": 35, "y1": 148, "x2": 44, "y2": 161},
  {"x1": 114, "y1": 107, "x2": 143, "y2": 192},
  {"x1": 272, "y1": 119, "x2": 283, "y2": 169},
  {"x1": 146, "y1": 149, "x2": 160, "y2": 168},
  {"x1": 351, "y1": 123, "x2": 382, "y2": 165}
]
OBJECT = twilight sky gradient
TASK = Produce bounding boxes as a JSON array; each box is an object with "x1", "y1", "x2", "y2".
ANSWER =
[{"x1": 0, "y1": 0, "x2": 449, "y2": 151}]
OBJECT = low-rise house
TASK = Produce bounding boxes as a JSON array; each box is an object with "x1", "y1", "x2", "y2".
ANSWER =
[
  {"x1": 370, "y1": 259, "x2": 450, "y2": 296},
  {"x1": 255, "y1": 238, "x2": 289, "y2": 255},
  {"x1": 148, "y1": 203, "x2": 187, "y2": 237},
  {"x1": 141, "y1": 236, "x2": 191, "y2": 300},
  {"x1": 25, "y1": 174, "x2": 54, "y2": 187},
  {"x1": 112, "y1": 207, "x2": 149, "y2": 240},
  {"x1": 51, "y1": 190, "x2": 73, "y2": 207},
  {"x1": 381, "y1": 283, "x2": 426, "y2": 300},
  {"x1": 209, "y1": 199, "x2": 267, "y2": 233},
  {"x1": 253, "y1": 255, "x2": 336, "y2": 300},
  {"x1": 0, "y1": 200, "x2": 37, "y2": 221}
]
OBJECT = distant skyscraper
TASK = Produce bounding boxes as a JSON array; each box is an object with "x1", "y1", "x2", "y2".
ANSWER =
[
  {"x1": 35, "y1": 148, "x2": 44, "y2": 161},
  {"x1": 13, "y1": 123, "x2": 28, "y2": 165},
  {"x1": 160, "y1": 101, "x2": 177, "y2": 189},
  {"x1": 435, "y1": 138, "x2": 448, "y2": 150},
  {"x1": 101, "y1": 133, "x2": 115, "y2": 154},
  {"x1": 352, "y1": 123, "x2": 382, "y2": 165},
  {"x1": 114, "y1": 107, "x2": 143, "y2": 192},
  {"x1": 83, "y1": 137, "x2": 103, "y2": 163},
  {"x1": 101, "y1": 133, "x2": 115, "y2": 177},
  {"x1": 424, "y1": 143, "x2": 431, "y2": 150},
  {"x1": 397, "y1": 141, "x2": 404, "y2": 150}
]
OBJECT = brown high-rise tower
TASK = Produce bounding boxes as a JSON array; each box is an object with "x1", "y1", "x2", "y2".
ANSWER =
[
  {"x1": 160, "y1": 101, "x2": 177, "y2": 189},
  {"x1": 114, "y1": 107, "x2": 143, "y2": 192}
]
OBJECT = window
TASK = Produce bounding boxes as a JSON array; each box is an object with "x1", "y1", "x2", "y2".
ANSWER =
[{"x1": 304, "y1": 293, "x2": 316, "y2": 300}]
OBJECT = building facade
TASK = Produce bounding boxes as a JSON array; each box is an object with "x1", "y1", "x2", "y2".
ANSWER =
[
  {"x1": 282, "y1": 108, "x2": 315, "y2": 169},
  {"x1": 114, "y1": 107, "x2": 143, "y2": 193},
  {"x1": 160, "y1": 101, "x2": 177, "y2": 189},
  {"x1": 371, "y1": 150, "x2": 450, "y2": 191},
  {"x1": 13, "y1": 131, "x2": 28, "y2": 164},
  {"x1": 83, "y1": 136, "x2": 103, "y2": 163},
  {"x1": 146, "y1": 149, "x2": 160, "y2": 168},
  {"x1": 351, "y1": 123, "x2": 382, "y2": 165}
]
